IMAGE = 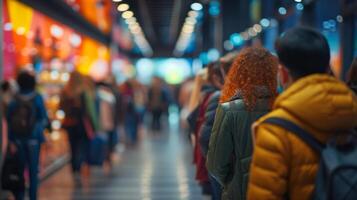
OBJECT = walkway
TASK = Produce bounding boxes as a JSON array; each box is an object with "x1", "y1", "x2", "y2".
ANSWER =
[{"x1": 39, "y1": 120, "x2": 204, "y2": 200}]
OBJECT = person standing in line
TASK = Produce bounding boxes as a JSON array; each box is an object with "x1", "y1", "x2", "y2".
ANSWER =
[
  {"x1": 121, "y1": 79, "x2": 140, "y2": 144},
  {"x1": 96, "y1": 77, "x2": 118, "y2": 167},
  {"x1": 60, "y1": 71, "x2": 92, "y2": 184},
  {"x1": 7, "y1": 71, "x2": 49, "y2": 200},
  {"x1": 198, "y1": 53, "x2": 236, "y2": 200},
  {"x1": 188, "y1": 62, "x2": 221, "y2": 197},
  {"x1": 247, "y1": 28, "x2": 357, "y2": 200},
  {"x1": 207, "y1": 47, "x2": 278, "y2": 200}
]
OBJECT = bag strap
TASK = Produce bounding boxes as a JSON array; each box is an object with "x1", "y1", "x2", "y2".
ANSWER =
[{"x1": 263, "y1": 117, "x2": 325, "y2": 153}]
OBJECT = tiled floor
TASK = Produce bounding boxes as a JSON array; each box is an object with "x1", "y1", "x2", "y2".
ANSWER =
[{"x1": 39, "y1": 121, "x2": 204, "y2": 200}]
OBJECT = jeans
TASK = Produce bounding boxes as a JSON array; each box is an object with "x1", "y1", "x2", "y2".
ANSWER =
[
  {"x1": 106, "y1": 130, "x2": 118, "y2": 162},
  {"x1": 13, "y1": 139, "x2": 40, "y2": 200},
  {"x1": 209, "y1": 174, "x2": 222, "y2": 200},
  {"x1": 125, "y1": 115, "x2": 138, "y2": 143}
]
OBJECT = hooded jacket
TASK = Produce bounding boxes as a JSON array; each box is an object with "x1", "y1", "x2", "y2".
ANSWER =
[{"x1": 247, "y1": 74, "x2": 357, "y2": 200}]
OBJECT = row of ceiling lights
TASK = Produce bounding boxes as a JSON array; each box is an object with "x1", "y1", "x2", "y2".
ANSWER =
[
  {"x1": 113, "y1": 0, "x2": 153, "y2": 57},
  {"x1": 173, "y1": 2, "x2": 203, "y2": 57},
  {"x1": 224, "y1": 0, "x2": 307, "y2": 51},
  {"x1": 224, "y1": 18, "x2": 278, "y2": 51}
]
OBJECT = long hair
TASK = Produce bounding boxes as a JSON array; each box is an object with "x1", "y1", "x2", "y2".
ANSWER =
[
  {"x1": 63, "y1": 71, "x2": 84, "y2": 97},
  {"x1": 220, "y1": 47, "x2": 278, "y2": 111}
]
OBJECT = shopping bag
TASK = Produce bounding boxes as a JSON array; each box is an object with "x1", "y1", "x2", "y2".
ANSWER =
[
  {"x1": 87, "y1": 133, "x2": 108, "y2": 166},
  {"x1": 1, "y1": 150, "x2": 25, "y2": 191}
]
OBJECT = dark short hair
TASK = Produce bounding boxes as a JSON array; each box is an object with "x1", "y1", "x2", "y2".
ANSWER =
[
  {"x1": 275, "y1": 27, "x2": 330, "y2": 78},
  {"x1": 17, "y1": 71, "x2": 36, "y2": 91},
  {"x1": 1, "y1": 81, "x2": 10, "y2": 92}
]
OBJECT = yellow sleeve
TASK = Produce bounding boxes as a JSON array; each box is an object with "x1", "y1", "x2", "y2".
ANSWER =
[{"x1": 247, "y1": 124, "x2": 290, "y2": 200}]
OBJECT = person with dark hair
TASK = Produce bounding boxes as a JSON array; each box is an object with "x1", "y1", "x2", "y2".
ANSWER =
[
  {"x1": 198, "y1": 53, "x2": 236, "y2": 200},
  {"x1": 206, "y1": 47, "x2": 278, "y2": 200},
  {"x1": 247, "y1": 27, "x2": 357, "y2": 200},
  {"x1": 187, "y1": 62, "x2": 222, "y2": 197},
  {"x1": 6, "y1": 71, "x2": 49, "y2": 200},
  {"x1": 347, "y1": 57, "x2": 357, "y2": 94}
]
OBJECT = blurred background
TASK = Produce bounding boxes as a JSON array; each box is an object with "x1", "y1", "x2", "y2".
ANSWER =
[{"x1": 0, "y1": 0, "x2": 356, "y2": 199}]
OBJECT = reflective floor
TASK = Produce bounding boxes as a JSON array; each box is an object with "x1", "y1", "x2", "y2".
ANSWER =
[{"x1": 39, "y1": 120, "x2": 204, "y2": 200}]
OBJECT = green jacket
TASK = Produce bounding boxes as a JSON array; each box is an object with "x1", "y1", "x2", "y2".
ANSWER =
[{"x1": 207, "y1": 96, "x2": 271, "y2": 200}]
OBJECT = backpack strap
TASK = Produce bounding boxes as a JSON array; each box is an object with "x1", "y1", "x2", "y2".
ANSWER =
[{"x1": 263, "y1": 117, "x2": 325, "y2": 153}]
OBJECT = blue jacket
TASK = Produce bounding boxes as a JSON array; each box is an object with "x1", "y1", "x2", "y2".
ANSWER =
[{"x1": 7, "y1": 91, "x2": 49, "y2": 143}]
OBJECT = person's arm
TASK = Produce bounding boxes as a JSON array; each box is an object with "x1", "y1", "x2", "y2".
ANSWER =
[
  {"x1": 247, "y1": 124, "x2": 290, "y2": 200},
  {"x1": 199, "y1": 93, "x2": 219, "y2": 156},
  {"x1": 36, "y1": 94, "x2": 50, "y2": 129},
  {"x1": 206, "y1": 105, "x2": 234, "y2": 186}
]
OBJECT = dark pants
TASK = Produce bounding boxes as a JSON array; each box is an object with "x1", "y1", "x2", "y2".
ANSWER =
[
  {"x1": 151, "y1": 109, "x2": 162, "y2": 130},
  {"x1": 209, "y1": 174, "x2": 222, "y2": 200},
  {"x1": 66, "y1": 126, "x2": 89, "y2": 173},
  {"x1": 14, "y1": 139, "x2": 40, "y2": 200},
  {"x1": 125, "y1": 115, "x2": 138, "y2": 143},
  {"x1": 106, "y1": 130, "x2": 118, "y2": 162}
]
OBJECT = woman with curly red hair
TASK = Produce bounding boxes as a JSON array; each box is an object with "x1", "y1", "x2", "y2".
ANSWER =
[{"x1": 207, "y1": 47, "x2": 278, "y2": 200}]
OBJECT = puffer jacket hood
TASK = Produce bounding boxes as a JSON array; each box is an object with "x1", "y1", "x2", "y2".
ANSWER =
[{"x1": 273, "y1": 74, "x2": 357, "y2": 133}]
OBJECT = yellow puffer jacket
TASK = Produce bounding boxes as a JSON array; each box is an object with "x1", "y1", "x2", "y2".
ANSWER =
[{"x1": 247, "y1": 74, "x2": 357, "y2": 200}]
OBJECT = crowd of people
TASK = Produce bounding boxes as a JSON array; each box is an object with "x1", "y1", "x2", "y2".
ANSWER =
[
  {"x1": 187, "y1": 27, "x2": 357, "y2": 200},
  {"x1": 0, "y1": 69, "x2": 173, "y2": 200},
  {"x1": 1, "y1": 26, "x2": 357, "y2": 200}
]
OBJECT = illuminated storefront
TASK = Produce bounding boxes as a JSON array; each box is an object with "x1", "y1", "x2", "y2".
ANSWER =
[{"x1": 2, "y1": 0, "x2": 112, "y2": 177}]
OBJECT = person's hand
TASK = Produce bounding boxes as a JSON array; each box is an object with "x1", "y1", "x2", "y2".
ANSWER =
[
  {"x1": 190, "y1": 134, "x2": 196, "y2": 147},
  {"x1": 9, "y1": 143, "x2": 17, "y2": 154}
]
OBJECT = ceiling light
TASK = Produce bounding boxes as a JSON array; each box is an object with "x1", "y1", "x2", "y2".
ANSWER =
[
  {"x1": 129, "y1": 24, "x2": 141, "y2": 31},
  {"x1": 188, "y1": 10, "x2": 199, "y2": 18},
  {"x1": 260, "y1": 18, "x2": 270, "y2": 27},
  {"x1": 70, "y1": 34, "x2": 82, "y2": 47},
  {"x1": 122, "y1": 11, "x2": 134, "y2": 19},
  {"x1": 253, "y1": 24, "x2": 262, "y2": 33},
  {"x1": 185, "y1": 17, "x2": 197, "y2": 25},
  {"x1": 296, "y1": 3, "x2": 304, "y2": 11},
  {"x1": 125, "y1": 17, "x2": 137, "y2": 24},
  {"x1": 182, "y1": 24, "x2": 195, "y2": 33},
  {"x1": 191, "y1": 2, "x2": 203, "y2": 11},
  {"x1": 224, "y1": 40, "x2": 234, "y2": 51},
  {"x1": 230, "y1": 33, "x2": 243, "y2": 46},
  {"x1": 241, "y1": 32, "x2": 249, "y2": 40},
  {"x1": 131, "y1": 28, "x2": 142, "y2": 34},
  {"x1": 294, "y1": 0, "x2": 302, "y2": 2},
  {"x1": 50, "y1": 25, "x2": 64, "y2": 38},
  {"x1": 248, "y1": 28, "x2": 257, "y2": 36},
  {"x1": 336, "y1": 15, "x2": 343, "y2": 23},
  {"x1": 117, "y1": 3, "x2": 129, "y2": 12},
  {"x1": 278, "y1": 7, "x2": 287, "y2": 15},
  {"x1": 112, "y1": 0, "x2": 122, "y2": 2}
]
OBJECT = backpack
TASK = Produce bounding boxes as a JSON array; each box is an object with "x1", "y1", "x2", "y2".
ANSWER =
[
  {"x1": 264, "y1": 117, "x2": 357, "y2": 200},
  {"x1": 9, "y1": 94, "x2": 37, "y2": 137}
]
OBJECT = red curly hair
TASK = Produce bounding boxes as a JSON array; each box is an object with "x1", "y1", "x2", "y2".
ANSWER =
[{"x1": 220, "y1": 47, "x2": 278, "y2": 110}]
